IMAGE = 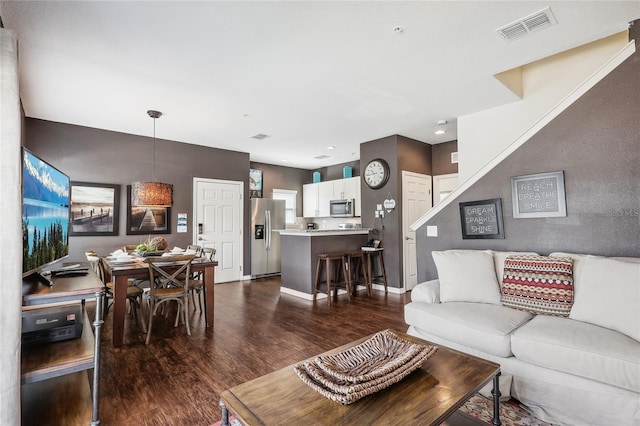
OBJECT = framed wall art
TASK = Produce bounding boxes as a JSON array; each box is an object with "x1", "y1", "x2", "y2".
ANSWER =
[
  {"x1": 126, "y1": 185, "x2": 170, "y2": 235},
  {"x1": 69, "y1": 182, "x2": 120, "y2": 236},
  {"x1": 249, "y1": 168, "x2": 263, "y2": 198},
  {"x1": 459, "y1": 198, "x2": 505, "y2": 239},
  {"x1": 511, "y1": 171, "x2": 566, "y2": 218}
]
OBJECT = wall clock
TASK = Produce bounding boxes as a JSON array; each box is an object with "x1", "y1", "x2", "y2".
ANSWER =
[{"x1": 363, "y1": 158, "x2": 390, "y2": 189}]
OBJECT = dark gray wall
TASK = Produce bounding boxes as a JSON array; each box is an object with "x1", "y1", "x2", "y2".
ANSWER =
[
  {"x1": 311, "y1": 160, "x2": 361, "y2": 183},
  {"x1": 361, "y1": 135, "x2": 432, "y2": 288},
  {"x1": 25, "y1": 118, "x2": 253, "y2": 272},
  {"x1": 250, "y1": 161, "x2": 311, "y2": 216},
  {"x1": 432, "y1": 140, "x2": 458, "y2": 176},
  {"x1": 416, "y1": 30, "x2": 640, "y2": 282}
]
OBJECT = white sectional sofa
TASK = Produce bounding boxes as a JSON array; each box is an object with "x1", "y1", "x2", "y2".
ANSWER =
[{"x1": 404, "y1": 249, "x2": 640, "y2": 426}]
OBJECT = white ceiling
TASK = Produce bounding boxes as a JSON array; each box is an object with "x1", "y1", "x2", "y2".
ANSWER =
[{"x1": 1, "y1": 1, "x2": 638, "y2": 169}]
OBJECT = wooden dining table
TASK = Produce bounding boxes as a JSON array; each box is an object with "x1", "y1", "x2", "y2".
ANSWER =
[{"x1": 102, "y1": 256, "x2": 217, "y2": 347}]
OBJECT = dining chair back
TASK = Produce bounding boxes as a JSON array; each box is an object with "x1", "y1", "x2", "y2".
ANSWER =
[
  {"x1": 97, "y1": 258, "x2": 145, "y2": 328},
  {"x1": 186, "y1": 244, "x2": 203, "y2": 256},
  {"x1": 201, "y1": 247, "x2": 216, "y2": 260},
  {"x1": 186, "y1": 247, "x2": 216, "y2": 311},
  {"x1": 145, "y1": 254, "x2": 196, "y2": 345}
]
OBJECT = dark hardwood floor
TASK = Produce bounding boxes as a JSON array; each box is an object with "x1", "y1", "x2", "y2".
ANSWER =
[{"x1": 90, "y1": 277, "x2": 411, "y2": 425}]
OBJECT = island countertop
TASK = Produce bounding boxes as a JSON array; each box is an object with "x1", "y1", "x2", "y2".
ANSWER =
[{"x1": 279, "y1": 229, "x2": 371, "y2": 237}]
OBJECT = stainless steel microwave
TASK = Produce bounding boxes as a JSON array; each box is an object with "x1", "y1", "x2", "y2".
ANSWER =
[{"x1": 330, "y1": 199, "x2": 355, "y2": 217}]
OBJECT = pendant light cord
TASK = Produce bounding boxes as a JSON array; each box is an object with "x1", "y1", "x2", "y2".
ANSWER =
[{"x1": 152, "y1": 116, "x2": 156, "y2": 182}]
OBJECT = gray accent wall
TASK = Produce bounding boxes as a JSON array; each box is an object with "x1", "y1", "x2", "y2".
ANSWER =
[
  {"x1": 416, "y1": 30, "x2": 640, "y2": 282},
  {"x1": 250, "y1": 161, "x2": 311, "y2": 217},
  {"x1": 361, "y1": 135, "x2": 432, "y2": 289},
  {"x1": 25, "y1": 118, "x2": 253, "y2": 272},
  {"x1": 432, "y1": 140, "x2": 458, "y2": 176}
]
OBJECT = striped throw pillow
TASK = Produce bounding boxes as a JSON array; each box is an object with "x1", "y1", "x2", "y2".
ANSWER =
[{"x1": 502, "y1": 255, "x2": 574, "y2": 316}]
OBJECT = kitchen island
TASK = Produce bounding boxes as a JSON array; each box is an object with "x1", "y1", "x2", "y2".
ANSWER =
[{"x1": 279, "y1": 229, "x2": 370, "y2": 300}]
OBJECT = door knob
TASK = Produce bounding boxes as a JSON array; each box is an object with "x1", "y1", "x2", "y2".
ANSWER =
[{"x1": 405, "y1": 236, "x2": 414, "y2": 240}]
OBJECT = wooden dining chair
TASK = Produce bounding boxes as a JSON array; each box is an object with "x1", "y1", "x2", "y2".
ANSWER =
[
  {"x1": 145, "y1": 254, "x2": 196, "y2": 345},
  {"x1": 97, "y1": 258, "x2": 145, "y2": 330},
  {"x1": 187, "y1": 247, "x2": 216, "y2": 311}
]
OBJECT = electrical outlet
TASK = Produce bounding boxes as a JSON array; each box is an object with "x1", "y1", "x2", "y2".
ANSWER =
[
  {"x1": 375, "y1": 211, "x2": 379, "y2": 218},
  {"x1": 379, "y1": 210, "x2": 384, "y2": 218},
  {"x1": 426, "y1": 226, "x2": 438, "y2": 237},
  {"x1": 376, "y1": 204, "x2": 383, "y2": 211}
]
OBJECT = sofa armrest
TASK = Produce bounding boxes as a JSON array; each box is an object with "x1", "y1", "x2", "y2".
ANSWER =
[{"x1": 411, "y1": 279, "x2": 440, "y2": 303}]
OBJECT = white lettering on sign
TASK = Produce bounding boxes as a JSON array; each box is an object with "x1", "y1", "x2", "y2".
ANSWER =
[{"x1": 517, "y1": 177, "x2": 560, "y2": 213}]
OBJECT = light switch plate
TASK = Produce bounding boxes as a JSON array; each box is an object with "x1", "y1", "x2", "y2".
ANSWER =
[
  {"x1": 426, "y1": 226, "x2": 438, "y2": 237},
  {"x1": 376, "y1": 204, "x2": 383, "y2": 211}
]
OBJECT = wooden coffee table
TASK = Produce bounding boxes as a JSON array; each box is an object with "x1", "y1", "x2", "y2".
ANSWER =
[{"x1": 219, "y1": 331, "x2": 501, "y2": 425}]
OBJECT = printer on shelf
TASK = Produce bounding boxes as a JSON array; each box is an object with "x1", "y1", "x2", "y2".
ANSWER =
[{"x1": 22, "y1": 304, "x2": 84, "y2": 346}]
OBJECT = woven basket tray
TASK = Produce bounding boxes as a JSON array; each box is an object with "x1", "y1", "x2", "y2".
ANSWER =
[{"x1": 293, "y1": 330, "x2": 438, "y2": 405}]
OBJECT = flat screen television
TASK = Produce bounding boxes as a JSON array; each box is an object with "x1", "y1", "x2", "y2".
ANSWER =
[{"x1": 22, "y1": 148, "x2": 70, "y2": 285}]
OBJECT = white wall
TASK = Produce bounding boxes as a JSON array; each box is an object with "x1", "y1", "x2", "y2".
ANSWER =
[
  {"x1": 457, "y1": 31, "x2": 629, "y2": 182},
  {"x1": 0, "y1": 26, "x2": 23, "y2": 426}
]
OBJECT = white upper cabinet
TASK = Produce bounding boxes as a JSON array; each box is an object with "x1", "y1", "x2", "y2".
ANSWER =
[
  {"x1": 303, "y1": 177, "x2": 361, "y2": 218},
  {"x1": 302, "y1": 183, "x2": 320, "y2": 218}
]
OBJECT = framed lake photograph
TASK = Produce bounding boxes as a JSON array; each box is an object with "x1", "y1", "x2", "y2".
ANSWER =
[
  {"x1": 126, "y1": 185, "x2": 170, "y2": 235},
  {"x1": 249, "y1": 168, "x2": 263, "y2": 198},
  {"x1": 70, "y1": 182, "x2": 120, "y2": 236},
  {"x1": 511, "y1": 171, "x2": 566, "y2": 218},
  {"x1": 459, "y1": 198, "x2": 504, "y2": 239}
]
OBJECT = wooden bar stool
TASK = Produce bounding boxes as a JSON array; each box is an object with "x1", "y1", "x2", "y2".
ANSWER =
[
  {"x1": 363, "y1": 248, "x2": 388, "y2": 293},
  {"x1": 346, "y1": 250, "x2": 371, "y2": 296},
  {"x1": 314, "y1": 252, "x2": 351, "y2": 306}
]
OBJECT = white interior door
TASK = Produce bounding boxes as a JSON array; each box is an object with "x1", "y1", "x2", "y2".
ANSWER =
[
  {"x1": 193, "y1": 178, "x2": 243, "y2": 283},
  {"x1": 433, "y1": 173, "x2": 459, "y2": 204},
  {"x1": 402, "y1": 171, "x2": 432, "y2": 292}
]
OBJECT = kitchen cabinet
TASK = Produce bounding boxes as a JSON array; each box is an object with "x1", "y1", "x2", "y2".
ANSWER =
[
  {"x1": 303, "y1": 177, "x2": 362, "y2": 218},
  {"x1": 303, "y1": 183, "x2": 319, "y2": 217}
]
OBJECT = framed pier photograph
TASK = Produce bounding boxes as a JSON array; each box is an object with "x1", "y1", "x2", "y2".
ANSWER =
[{"x1": 70, "y1": 182, "x2": 120, "y2": 236}]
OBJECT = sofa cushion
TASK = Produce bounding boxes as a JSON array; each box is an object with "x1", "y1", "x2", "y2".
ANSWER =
[
  {"x1": 549, "y1": 252, "x2": 640, "y2": 294},
  {"x1": 501, "y1": 255, "x2": 574, "y2": 317},
  {"x1": 512, "y1": 315, "x2": 640, "y2": 393},
  {"x1": 568, "y1": 255, "x2": 640, "y2": 342},
  {"x1": 432, "y1": 250, "x2": 502, "y2": 304},
  {"x1": 404, "y1": 301, "x2": 534, "y2": 358}
]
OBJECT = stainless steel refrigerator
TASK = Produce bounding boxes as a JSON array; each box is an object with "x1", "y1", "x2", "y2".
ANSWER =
[{"x1": 251, "y1": 198, "x2": 286, "y2": 278}]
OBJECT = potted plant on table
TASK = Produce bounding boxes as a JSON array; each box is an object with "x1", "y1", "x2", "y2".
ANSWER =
[{"x1": 135, "y1": 236, "x2": 168, "y2": 256}]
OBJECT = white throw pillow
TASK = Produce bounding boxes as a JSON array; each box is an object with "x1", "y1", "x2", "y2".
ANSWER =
[
  {"x1": 432, "y1": 250, "x2": 501, "y2": 305},
  {"x1": 569, "y1": 255, "x2": 640, "y2": 342}
]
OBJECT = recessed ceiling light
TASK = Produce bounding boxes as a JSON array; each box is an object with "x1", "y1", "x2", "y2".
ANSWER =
[
  {"x1": 327, "y1": 146, "x2": 335, "y2": 150},
  {"x1": 281, "y1": 159, "x2": 288, "y2": 162},
  {"x1": 435, "y1": 130, "x2": 446, "y2": 135}
]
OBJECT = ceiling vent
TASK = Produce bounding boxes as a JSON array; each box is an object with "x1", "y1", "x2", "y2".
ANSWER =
[
  {"x1": 251, "y1": 133, "x2": 270, "y2": 140},
  {"x1": 496, "y1": 7, "x2": 557, "y2": 42},
  {"x1": 314, "y1": 155, "x2": 330, "y2": 160}
]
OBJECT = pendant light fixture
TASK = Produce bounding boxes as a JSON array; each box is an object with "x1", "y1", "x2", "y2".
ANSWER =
[{"x1": 131, "y1": 110, "x2": 173, "y2": 207}]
